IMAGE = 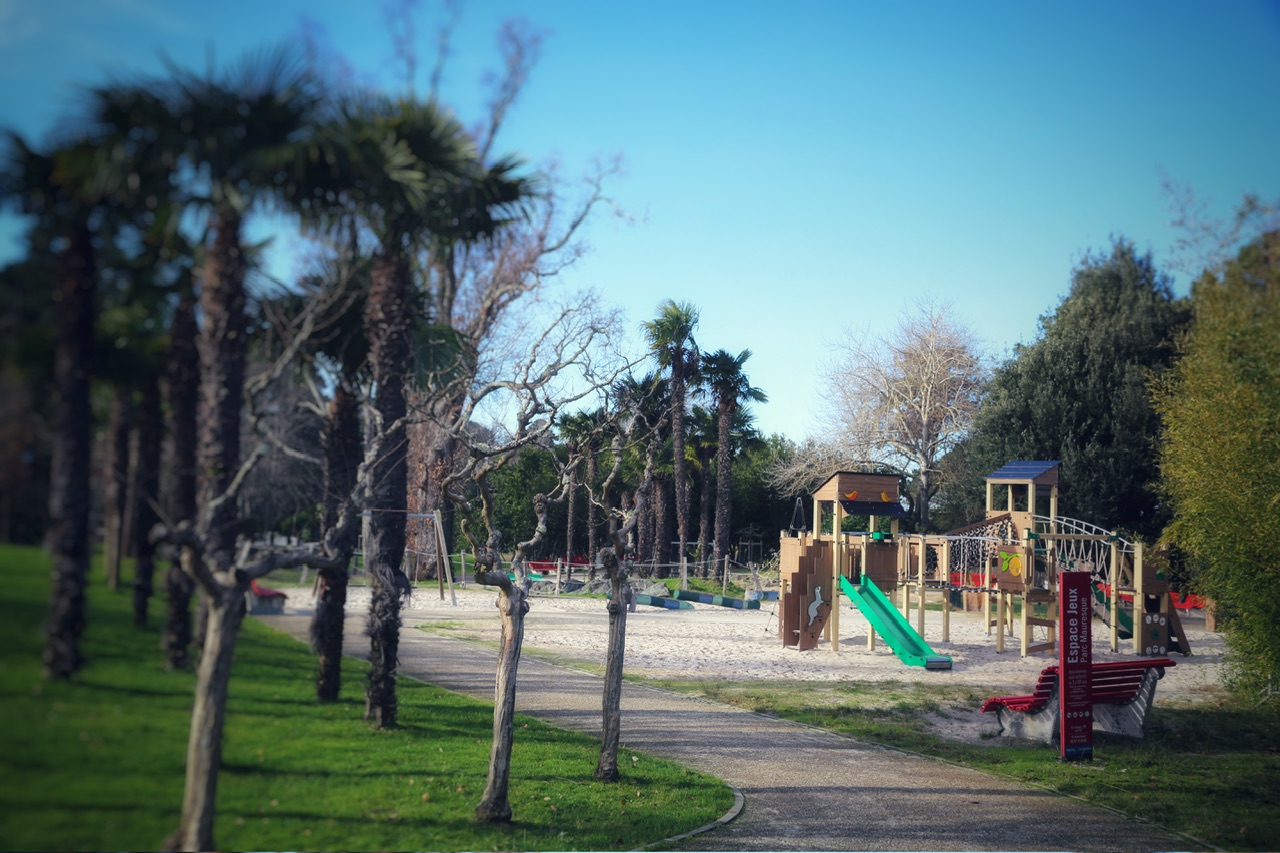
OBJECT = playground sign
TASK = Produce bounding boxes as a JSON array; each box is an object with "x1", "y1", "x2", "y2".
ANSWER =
[
  {"x1": 994, "y1": 544, "x2": 1028, "y2": 591},
  {"x1": 1058, "y1": 570, "x2": 1093, "y2": 760}
]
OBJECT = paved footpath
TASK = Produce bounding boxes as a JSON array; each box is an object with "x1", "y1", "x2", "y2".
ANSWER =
[{"x1": 260, "y1": 612, "x2": 1205, "y2": 852}]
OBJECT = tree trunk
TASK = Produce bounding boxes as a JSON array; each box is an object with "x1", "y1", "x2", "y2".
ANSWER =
[
  {"x1": 596, "y1": 558, "x2": 629, "y2": 781},
  {"x1": 43, "y1": 214, "x2": 96, "y2": 680},
  {"x1": 916, "y1": 468, "x2": 931, "y2": 531},
  {"x1": 163, "y1": 583, "x2": 246, "y2": 852},
  {"x1": 697, "y1": 461, "x2": 713, "y2": 578},
  {"x1": 656, "y1": 476, "x2": 674, "y2": 568},
  {"x1": 103, "y1": 386, "x2": 133, "y2": 591},
  {"x1": 363, "y1": 250, "x2": 411, "y2": 727},
  {"x1": 712, "y1": 406, "x2": 733, "y2": 568},
  {"x1": 671, "y1": 366, "x2": 690, "y2": 581},
  {"x1": 475, "y1": 583, "x2": 528, "y2": 822},
  {"x1": 312, "y1": 382, "x2": 360, "y2": 702},
  {"x1": 164, "y1": 293, "x2": 199, "y2": 669},
  {"x1": 196, "y1": 205, "x2": 248, "y2": 568},
  {"x1": 585, "y1": 449, "x2": 598, "y2": 565},
  {"x1": 565, "y1": 467, "x2": 576, "y2": 568},
  {"x1": 131, "y1": 377, "x2": 162, "y2": 627},
  {"x1": 637, "y1": 481, "x2": 654, "y2": 571}
]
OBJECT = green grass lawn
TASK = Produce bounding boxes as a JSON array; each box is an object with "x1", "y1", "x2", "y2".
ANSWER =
[{"x1": 0, "y1": 544, "x2": 732, "y2": 852}]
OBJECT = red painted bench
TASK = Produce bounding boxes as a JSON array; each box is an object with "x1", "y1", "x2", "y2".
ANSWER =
[
  {"x1": 981, "y1": 658, "x2": 1176, "y2": 741},
  {"x1": 247, "y1": 580, "x2": 287, "y2": 614}
]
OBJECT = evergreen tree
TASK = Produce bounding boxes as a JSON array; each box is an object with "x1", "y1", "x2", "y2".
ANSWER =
[{"x1": 961, "y1": 239, "x2": 1189, "y2": 539}]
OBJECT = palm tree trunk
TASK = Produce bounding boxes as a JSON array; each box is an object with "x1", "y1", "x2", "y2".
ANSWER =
[
  {"x1": 565, "y1": 467, "x2": 576, "y2": 569},
  {"x1": 672, "y1": 368, "x2": 690, "y2": 574},
  {"x1": 656, "y1": 477, "x2": 673, "y2": 569},
  {"x1": 131, "y1": 376, "x2": 162, "y2": 627},
  {"x1": 712, "y1": 407, "x2": 733, "y2": 569},
  {"x1": 103, "y1": 386, "x2": 133, "y2": 591},
  {"x1": 312, "y1": 381, "x2": 360, "y2": 702},
  {"x1": 363, "y1": 250, "x2": 411, "y2": 727},
  {"x1": 585, "y1": 450, "x2": 598, "y2": 564},
  {"x1": 197, "y1": 205, "x2": 248, "y2": 565},
  {"x1": 194, "y1": 205, "x2": 248, "y2": 657},
  {"x1": 697, "y1": 456, "x2": 713, "y2": 577},
  {"x1": 164, "y1": 293, "x2": 198, "y2": 669},
  {"x1": 43, "y1": 214, "x2": 96, "y2": 680}
]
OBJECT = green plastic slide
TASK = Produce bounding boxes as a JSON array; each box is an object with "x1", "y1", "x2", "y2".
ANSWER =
[
  {"x1": 1090, "y1": 580, "x2": 1134, "y2": 639},
  {"x1": 838, "y1": 575, "x2": 952, "y2": 670}
]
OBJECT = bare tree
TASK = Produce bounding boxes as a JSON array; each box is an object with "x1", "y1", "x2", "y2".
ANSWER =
[
  {"x1": 804, "y1": 299, "x2": 987, "y2": 530},
  {"x1": 406, "y1": 15, "x2": 629, "y2": 585},
  {"x1": 428, "y1": 294, "x2": 637, "y2": 823},
  {"x1": 590, "y1": 408, "x2": 661, "y2": 781},
  {"x1": 1160, "y1": 173, "x2": 1280, "y2": 279}
]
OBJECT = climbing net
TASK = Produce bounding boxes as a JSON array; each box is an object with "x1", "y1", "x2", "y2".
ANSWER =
[
  {"x1": 1033, "y1": 515, "x2": 1135, "y2": 588},
  {"x1": 907, "y1": 515, "x2": 1019, "y2": 587}
]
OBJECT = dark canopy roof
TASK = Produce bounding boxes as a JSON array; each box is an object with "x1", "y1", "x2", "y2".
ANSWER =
[
  {"x1": 838, "y1": 498, "x2": 910, "y2": 517},
  {"x1": 985, "y1": 461, "x2": 1061, "y2": 483}
]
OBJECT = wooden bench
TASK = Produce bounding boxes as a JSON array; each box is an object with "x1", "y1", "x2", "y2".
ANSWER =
[
  {"x1": 981, "y1": 658, "x2": 1176, "y2": 742},
  {"x1": 246, "y1": 580, "x2": 287, "y2": 615}
]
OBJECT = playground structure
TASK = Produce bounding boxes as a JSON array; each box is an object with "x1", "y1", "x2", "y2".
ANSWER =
[{"x1": 779, "y1": 463, "x2": 1194, "y2": 662}]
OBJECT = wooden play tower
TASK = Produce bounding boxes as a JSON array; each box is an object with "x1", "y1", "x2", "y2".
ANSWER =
[{"x1": 777, "y1": 471, "x2": 907, "y2": 651}]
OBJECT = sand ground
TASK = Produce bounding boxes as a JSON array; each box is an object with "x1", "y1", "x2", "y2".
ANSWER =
[{"x1": 282, "y1": 580, "x2": 1225, "y2": 742}]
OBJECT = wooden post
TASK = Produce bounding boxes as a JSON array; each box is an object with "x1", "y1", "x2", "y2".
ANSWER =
[
  {"x1": 1132, "y1": 542, "x2": 1144, "y2": 656},
  {"x1": 830, "y1": 500, "x2": 844, "y2": 651},
  {"x1": 996, "y1": 591, "x2": 1006, "y2": 653},
  {"x1": 916, "y1": 569, "x2": 926, "y2": 637},
  {"x1": 941, "y1": 538, "x2": 951, "y2": 643},
  {"x1": 1109, "y1": 540, "x2": 1120, "y2": 652}
]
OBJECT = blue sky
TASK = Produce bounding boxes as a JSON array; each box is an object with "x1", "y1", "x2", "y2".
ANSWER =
[{"x1": 3, "y1": 0, "x2": 1279, "y2": 441}]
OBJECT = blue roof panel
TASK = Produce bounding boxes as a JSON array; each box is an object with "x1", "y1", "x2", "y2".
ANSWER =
[{"x1": 985, "y1": 461, "x2": 1061, "y2": 481}]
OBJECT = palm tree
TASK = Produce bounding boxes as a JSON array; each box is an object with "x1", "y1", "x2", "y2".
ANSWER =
[
  {"x1": 296, "y1": 256, "x2": 370, "y2": 703},
  {"x1": 142, "y1": 46, "x2": 328, "y2": 852},
  {"x1": 687, "y1": 404, "x2": 718, "y2": 576},
  {"x1": 557, "y1": 410, "x2": 595, "y2": 575},
  {"x1": 0, "y1": 134, "x2": 101, "y2": 679},
  {"x1": 701, "y1": 349, "x2": 767, "y2": 576},
  {"x1": 311, "y1": 96, "x2": 528, "y2": 728},
  {"x1": 642, "y1": 301, "x2": 699, "y2": 581}
]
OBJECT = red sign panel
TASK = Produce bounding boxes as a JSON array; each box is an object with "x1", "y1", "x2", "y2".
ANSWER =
[{"x1": 1058, "y1": 571, "x2": 1093, "y2": 760}]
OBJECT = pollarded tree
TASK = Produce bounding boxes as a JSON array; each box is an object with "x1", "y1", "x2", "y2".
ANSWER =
[
  {"x1": 432, "y1": 295, "x2": 633, "y2": 822},
  {"x1": 593, "y1": 405, "x2": 661, "y2": 781},
  {"x1": 814, "y1": 299, "x2": 985, "y2": 531},
  {"x1": 965, "y1": 241, "x2": 1189, "y2": 539},
  {"x1": 1155, "y1": 228, "x2": 1280, "y2": 697},
  {"x1": 701, "y1": 349, "x2": 766, "y2": 572}
]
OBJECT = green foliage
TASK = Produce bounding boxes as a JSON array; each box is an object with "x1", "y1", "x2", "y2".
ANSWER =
[
  {"x1": 0, "y1": 544, "x2": 732, "y2": 850},
  {"x1": 730, "y1": 434, "x2": 791, "y2": 544},
  {"x1": 483, "y1": 446, "x2": 565, "y2": 555},
  {"x1": 952, "y1": 239, "x2": 1190, "y2": 538},
  {"x1": 1156, "y1": 230, "x2": 1280, "y2": 697}
]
